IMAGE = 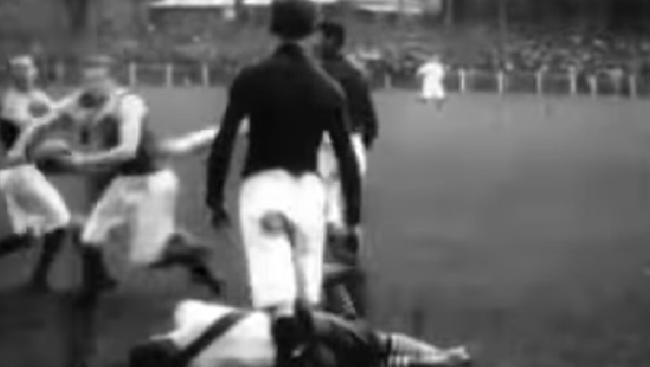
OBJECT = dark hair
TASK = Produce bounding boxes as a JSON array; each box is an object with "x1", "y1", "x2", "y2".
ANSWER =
[
  {"x1": 270, "y1": 0, "x2": 318, "y2": 40},
  {"x1": 319, "y1": 21, "x2": 346, "y2": 49}
]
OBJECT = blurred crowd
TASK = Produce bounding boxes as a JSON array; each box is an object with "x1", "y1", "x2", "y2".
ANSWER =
[
  {"x1": 342, "y1": 23, "x2": 650, "y2": 82},
  {"x1": 4, "y1": 19, "x2": 650, "y2": 86}
]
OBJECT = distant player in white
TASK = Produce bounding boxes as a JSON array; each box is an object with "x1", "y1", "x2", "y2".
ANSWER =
[
  {"x1": 417, "y1": 54, "x2": 446, "y2": 109},
  {"x1": 0, "y1": 55, "x2": 72, "y2": 291},
  {"x1": 58, "y1": 55, "x2": 222, "y2": 297}
]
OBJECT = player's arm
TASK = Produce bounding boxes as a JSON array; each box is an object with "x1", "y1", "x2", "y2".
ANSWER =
[
  {"x1": 205, "y1": 72, "x2": 248, "y2": 212},
  {"x1": 158, "y1": 126, "x2": 219, "y2": 158},
  {"x1": 70, "y1": 95, "x2": 144, "y2": 166},
  {"x1": 47, "y1": 90, "x2": 82, "y2": 130},
  {"x1": 346, "y1": 69, "x2": 379, "y2": 149},
  {"x1": 326, "y1": 98, "x2": 362, "y2": 230},
  {"x1": 8, "y1": 91, "x2": 69, "y2": 158},
  {"x1": 416, "y1": 64, "x2": 426, "y2": 76}
]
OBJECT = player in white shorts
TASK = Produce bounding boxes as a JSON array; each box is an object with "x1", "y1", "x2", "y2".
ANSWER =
[
  {"x1": 206, "y1": 0, "x2": 362, "y2": 325},
  {"x1": 0, "y1": 55, "x2": 72, "y2": 291},
  {"x1": 58, "y1": 55, "x2": 222, "y2": 297},
  {"x1": 417, "y1": 54, "x2": 447, "y2": 110}
]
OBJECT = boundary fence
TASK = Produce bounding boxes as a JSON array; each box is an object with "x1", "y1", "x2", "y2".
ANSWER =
[{"x1": 4, "y1": 60, "x2": 649, "y2": 98}]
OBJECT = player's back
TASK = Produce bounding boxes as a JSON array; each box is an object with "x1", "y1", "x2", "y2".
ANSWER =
[{"x1": 236, "y1": 43, "x2": 346, "y2": 177}]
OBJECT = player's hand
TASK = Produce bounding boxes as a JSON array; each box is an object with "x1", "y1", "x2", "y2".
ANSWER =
[
  {"x1": 363, "y1": 136, "x2": 375, "y2": 150},
  {"x1": 342, "y1": 225, "x2": 362, "y2": 257},
  {"x1": 211, "y1": 206, "x2": 230, "y2": 228}
]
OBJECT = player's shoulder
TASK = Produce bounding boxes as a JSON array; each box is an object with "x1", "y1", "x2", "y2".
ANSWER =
[
  {"x1": 344, "y1": 55, "x2": 367, "y2": 75},
  {"x1": 229, "y1": 63, "x2": 261, "y2": 95},
  {"x1": 117, "y1": 88, "x2": 147, "y2": 109},
  {"x1": 317, "y1": 69, "x2": 347, "y2": 106},
  {"x1": 234, "y1": 60, "x2": 266, "y2": 82}
]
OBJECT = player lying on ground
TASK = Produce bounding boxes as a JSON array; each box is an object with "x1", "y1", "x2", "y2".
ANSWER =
[
  {"x1": 131, "y1": 169, "x2": 471, "y2": 367},
  {"x1": 128, "y1": 297, "x2": 471, "y2": 367},
  {"x1": 43, "y1": 55, "x2": 223, "y2": 297},
  {"x1": 0, "y1": 55, "x2": 74, "y2": 291}
]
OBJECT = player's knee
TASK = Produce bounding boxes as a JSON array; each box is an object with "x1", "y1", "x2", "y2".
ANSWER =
[
  {"x1": 128, "y1": 338, "x2": 179, "y2": 367},
  {"x1": 260, "y1": 211, "x2": 291, "y2": 236}
]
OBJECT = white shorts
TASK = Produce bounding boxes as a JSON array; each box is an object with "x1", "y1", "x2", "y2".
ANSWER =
[
  {"x1": 422, "y1": 82, "x2": 446, "y2": 100},
  {"x1": 239, "y1": 169, "x2": 326, "y2": 308},
  {"x1": 82, "y1": 169, "x2": 178, "y2": 265},
  {"x1": 0, "y1": 164, "x2": 70, "y2": 235},
  {"x1": 317, "y1": 133, "x2": 366, "y2": 228}
]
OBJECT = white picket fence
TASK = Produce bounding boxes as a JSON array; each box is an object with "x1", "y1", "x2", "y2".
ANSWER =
[{"x1": 25, "y1": 60, "x2": 650, "y2": 98}]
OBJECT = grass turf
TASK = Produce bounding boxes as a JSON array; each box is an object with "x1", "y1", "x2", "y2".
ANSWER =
[{"x1": 0, "y1": 89, "x2": 649, "y2": 367}]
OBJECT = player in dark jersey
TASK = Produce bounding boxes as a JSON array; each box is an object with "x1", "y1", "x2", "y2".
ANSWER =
[
  {"x1": 205, "y1": 0, "x2": 361, "y2": 319},
  {"x1": 59, "y1": 55, "x2": 223, "y2": 297},
  {"x1": 314, "y1": 20, "x2": 379, "y2": 319}
]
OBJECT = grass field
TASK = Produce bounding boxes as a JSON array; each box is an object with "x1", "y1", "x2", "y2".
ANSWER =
[{"x1": 1, "y1": 89, "x2": 650, "y2": 367}]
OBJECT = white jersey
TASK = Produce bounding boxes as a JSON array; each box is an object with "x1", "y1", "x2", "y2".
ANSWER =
[
  {"x1": 0, "y1": 88, "x2": 71, "y2": 235},
  {"x1": 164, "y1": 300, "x2": 275, "y2": 367},
  {"x1": 417, "y1": 61, "x2": 446, "y2": 100},
  {"x1": 0, "y1": 87, "x2": 55, "y2": 157},
  {"x1": 417, "y1": 61, "x2": 445, "y2": 85}
]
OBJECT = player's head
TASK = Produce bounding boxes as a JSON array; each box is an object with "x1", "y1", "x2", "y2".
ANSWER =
[
  {"x1": 269, "y1": 0, "x2": 318, "y2": 41},
  {"x1": 80, "y1": 54, "x2": 116, "y2": 95},
  {"x1": 8, "y1": 55, "x2": 38, "y2": 89},
  {"x1": 78, "y1": 54, "x2": 116, "y2": 108},
  {"x1": 316, "y1": 20, "x2": 346, "y2": 57}
]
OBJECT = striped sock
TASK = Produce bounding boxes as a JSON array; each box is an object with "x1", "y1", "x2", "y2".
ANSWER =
[{"x1": 328, "y1": 283, "x2": 358, "y2": 319}]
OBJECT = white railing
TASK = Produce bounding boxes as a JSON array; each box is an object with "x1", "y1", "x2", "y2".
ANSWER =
[
  {"x1": 381, "y1": 67, "x2": 646, "y2": 98},
  {"x1": 8, "y1": 60, "x2": 648, "y2": 98}
]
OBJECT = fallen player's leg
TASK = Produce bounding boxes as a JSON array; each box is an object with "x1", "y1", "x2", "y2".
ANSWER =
[{"x1": 379, "y1": 332, "x2": 471, "y2": 367}]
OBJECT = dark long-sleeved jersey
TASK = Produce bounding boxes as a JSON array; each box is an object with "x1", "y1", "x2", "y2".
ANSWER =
[
  {"x1": 320, "y1": 51, "x2": 378, "y2": 148},
  {"x1": 206, "y1": 43, "x2": 361, "y2": 225}
]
